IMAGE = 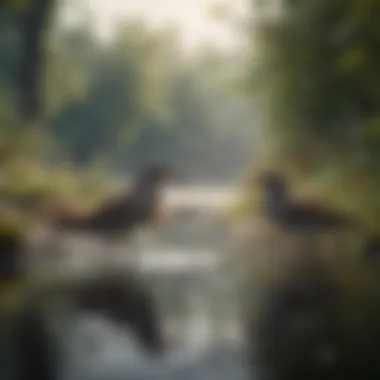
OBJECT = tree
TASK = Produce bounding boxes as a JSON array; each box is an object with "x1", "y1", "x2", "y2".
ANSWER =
[
  {"x1": 48, "y1": 21, "x2": 176, "y2": 166},
  {"x1": 252, "y1": 0, "x2": 380, "y2": 224},
  {"x1": 0, "y1": 0, "x2": 55, "y2": 121}
]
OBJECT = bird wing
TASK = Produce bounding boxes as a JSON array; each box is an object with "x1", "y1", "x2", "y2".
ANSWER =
[
  {"x1": 290, "y1": 201, "x2": 357, "y2": 229},
  {"x1": 86, "y1": 195, "x2": 137, "y2": 230}
]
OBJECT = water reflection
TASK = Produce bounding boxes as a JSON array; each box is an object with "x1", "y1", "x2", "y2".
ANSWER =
[
  {"x1": 58, "y1": 243, "x2": 246, "y2": 380},
  {"x1": 29, "y1": 186, "x2": 247, "y2": 380}
]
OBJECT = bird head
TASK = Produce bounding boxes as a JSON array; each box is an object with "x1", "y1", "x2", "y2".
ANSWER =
[
  {"x1": 260, "y1": 170, "x2": 288, "y2": 195},
  {"x1": 259, "y1": 170, "x2": 289, "y2": 215}
]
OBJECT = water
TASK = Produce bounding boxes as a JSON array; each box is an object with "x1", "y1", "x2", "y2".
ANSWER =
[
  {"x1": 28, "y1": 186, "x2": 249, "y2": 380},
  {"x1": 163, "y1": 186, "x2": 237, "y2": 210},
  {"x1": 55, "y1": 254, "x2": 248, "y2": 379},
  {"x1": 60, "y1": 312, "x2": 249, "y2": 380},
  {"x1": 57, "y1": 255, "x2": 248, "y2": 380}
]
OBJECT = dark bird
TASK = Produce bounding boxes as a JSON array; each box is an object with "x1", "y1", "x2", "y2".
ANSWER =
[
  {"x1": 258, "y1": 171, "x2": 380, "y2": 263},
  {"x1": 259, "y1": 171, "x2": 357, "y2": 233},
  {"x1": 53, "y1": 164, "x2": 177, "y2": 239}
]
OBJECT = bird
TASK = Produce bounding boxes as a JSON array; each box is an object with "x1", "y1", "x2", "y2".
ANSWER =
[
  {"x1": 37, "y1": 164, "x2": 180, "y2": 269},
  {"x1": 258, "y1": 170, "x2": 380, "y2": 265},
  {"x1": 52, "y1": 164, "x2": 178, "y2": 240},
  {"x1": 256, "y1": 170, "x2": 362, "y2": 264},
  {"x1": 259, "y1": 170, "x2": 358, "y2": 234}
]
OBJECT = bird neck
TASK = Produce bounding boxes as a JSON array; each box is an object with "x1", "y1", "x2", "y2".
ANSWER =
[
  {"x1": 131, "y1": 181, "x2": 160, "y2": 208},
  {"x1": 264, "y1": 189, "x2": 289, "y2": 219}
]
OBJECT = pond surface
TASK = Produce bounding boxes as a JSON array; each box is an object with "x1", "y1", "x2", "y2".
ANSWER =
[{"x1": 30, "y1": 186, "x2": 250, "y2": 380}]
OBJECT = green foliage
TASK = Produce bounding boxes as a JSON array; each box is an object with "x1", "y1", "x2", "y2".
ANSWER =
[
  {"x1": 42, "y1": 18, "x2": 252, "y2": 180},
  {"x1": 252, "y1": 0, "x2": 380, "y2": 223},
  {"x1": 0, "y1": 0, "x2": 253, "y2": 206}
]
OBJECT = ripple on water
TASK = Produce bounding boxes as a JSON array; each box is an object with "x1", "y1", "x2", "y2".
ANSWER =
[{"x1": 60, "y1": 313, "x2": 248, "y2": 380}]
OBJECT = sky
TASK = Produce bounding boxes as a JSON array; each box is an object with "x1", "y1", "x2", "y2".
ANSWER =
[{"x1": 66, "y1": 0, "x2": 250, "y2": 52}]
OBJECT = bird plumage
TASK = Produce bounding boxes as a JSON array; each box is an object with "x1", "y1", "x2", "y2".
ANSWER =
[
  {"x1": 258, "y1": 171, "x2": 380, "y2": 263},
  {"x1": 260, "y1": 171, "x2": 357, "y2": 233},
  {"x1": 53, "y1": 164, "x2": 175, "y2": 239}
]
